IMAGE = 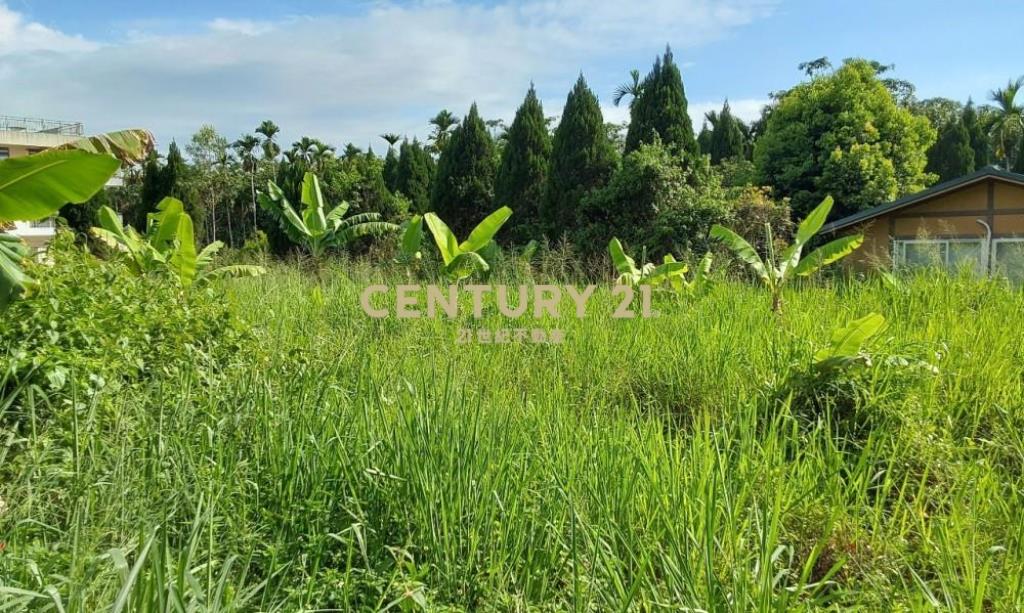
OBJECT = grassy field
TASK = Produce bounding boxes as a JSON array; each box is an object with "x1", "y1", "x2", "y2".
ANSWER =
[{"x1": 2, "y1": 259, "x2": 1024, "y2": 610}]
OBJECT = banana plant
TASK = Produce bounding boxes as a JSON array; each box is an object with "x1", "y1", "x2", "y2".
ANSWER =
[
  {"x1": 659, "y1": 251, "x2": 714, "y2": 297},
  {"x1": 813, "y1": 312, "x2": 886, "y2": 372},
  {"x1": 424, "y1": 206, "x2": 512, "y2": 281},
  {"x1": 0, "y1": 129, "x2": 154, "y2": 309},
  {"x1": 92, "y1": 199, "x2": 265, "y2": 288},
  {"x1": 259, "y1": 172, "x2": 397, "y2": 258},
  {"x1": 397, "y1": 214, "x2": 424, "y2": 262},
  {"x1": 608, "y1": 238, "x2": 688, "y2": 286},
  {"x1": 710, "y1": 196, "x2": 863, "y2": 313}
]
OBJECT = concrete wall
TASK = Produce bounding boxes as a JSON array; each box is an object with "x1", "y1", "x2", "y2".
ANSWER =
[{"x1": 0, "y1": 131, "x2": 77, "y2": 156}]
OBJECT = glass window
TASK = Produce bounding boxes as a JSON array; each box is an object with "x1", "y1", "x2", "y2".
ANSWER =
[
  {"x1": 948, "y1": 240, "x2": 985, "y2": 274},
  {"x1": 899, "y1": 241, "x2": 947, "y2": 269},
  {"x1": 0, "y1": 147, "x2": 9, "y2": 160},
  {"x1": 993, "y1": 240, "x2": 1024, "y2": 283},
  {"x1": 895, "y1": 239, "x2": 985, "y2": 274}
]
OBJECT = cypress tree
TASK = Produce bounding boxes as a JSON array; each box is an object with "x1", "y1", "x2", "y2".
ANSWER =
[
  {"x1": 926, "y1": 119, "x2": 975, "y2": 181},
  {"x1": 383, "y1": 147, "x2": 399, "y2": 192},
  {"x1": 707, "y1": 100, "x2": 747, "y2": 164},
  {"x1": 624, "y1": 46, "x2": 697, "y2": 156},
  {"x1": 430, "y1": 103, "x2": 496, "y2": 235},
  {"x1": 496, "y1": 85, "x2": 551, "y2": 243},
  {"x1": 697, "y1": 121, "x2": 712, "y2": 155},
  {"x1": 962, "y1": 99, "x2": 991, "y2": 168},
  {"x1": 134, "y1": 141, "x2": 186, "y2": 230},
  {"x1": 544, "y1": 75, "x2": 617, "y2": 236},
  {"x1": 396, "y1": 139, "x2": 432, "y2": 214}
]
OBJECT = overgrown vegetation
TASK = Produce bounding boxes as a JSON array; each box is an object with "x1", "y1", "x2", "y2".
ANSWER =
[{"x1": 1, "y1": 248, "x2": 1022, "y2": 610}]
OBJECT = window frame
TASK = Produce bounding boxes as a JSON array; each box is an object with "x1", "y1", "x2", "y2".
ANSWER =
[{"x1": 893, "y1": 237, "x2": 988, "y2": 272}]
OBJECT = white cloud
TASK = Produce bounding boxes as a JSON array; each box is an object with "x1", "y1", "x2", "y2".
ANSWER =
[
  {"x1": 0, "y1": 0, "x2": 776, "y2": 149},
  {"x1": 206, "y1": 18, "x2": 275, "y2": 37},
  {"x1": 0, "y1": 3, "x2": 97, "y2": 55}
]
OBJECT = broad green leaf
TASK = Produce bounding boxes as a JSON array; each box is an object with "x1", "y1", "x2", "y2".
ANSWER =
[
  {"x1": 168, "y1": 213, "x2": 198, "y2": 287},
  {"x1": 148, "y1": 197, "x2": 185, "y2": 251},
  {"x1": 459, "y1": 206, "x2": 512, "y2": 253},
  {"x1": 199, "y1": 264, "x2": 267, "y2": 282},
  {"x1": 710, "y1": 224, "x2": 770, "y2": 285},
  {"x1": 332, "y1": 221, "x2": 398, "y2": 247},
  {"x1": 695, "y1": 251, "x2": 713, "y2": 280},
  {"x1": 814, "y1": 312, "x2": 886, "y2": 363},
  {"x1": 793, "y1": 234, "x2": 863, "y2": 276},
  {"x1": 97, "y1": 205, "x2": 126, "y2": 236},
  {"x1": 400, "y1": 214, "x2": 423, "y2": 258},
  {"x1": 300, "y1": 172, "x2": 327, "y2": 234},
  {"x1": 325, "y1": 201, "x2": 352, "y2": 229},
  {"x1": 281, "y1": 200, "x2": 310, "y2": 240},
  {"x1": 663, "y1": 254, "x2": 686, "y2": 293},
  {"x1": 795, "y1": 195, "x2": 834, "y2": 245},
  {"x1": 258, "y1": 184, "x2": 307, "y2": 245},
  {"x1": 646, "y1": 260, "x2": 688, "y2": 286},
  {"x1": 520, "y1": 239, "x2": 539, "y2": 261},
  {"x1": 477, "y1": 240, "x2": 501, "y2": 280},
  {"x1": 89, "y1": 226, "x2": 125, "y2": 251},
  {"x1": 0, "y1": 149, "x2": 118, "y2": 221},
  {"x1": 446, "y1": 251, "x2": 489, "y2": 280},
  {"x1": 608, "y1": 238, "x2": 639, "y2": 278},
  {"x1": 337, "y1": 212, "x2": 384, "y2": 228},
  {"x1": 57, "y1": 129, "x2": 156, "y2": 165},
  {"x1": 0, "y1": 232, "x2": 32, "y2": 309},
  {"x1": 197, "y1": 241, "x2": 224, "y2": 271},
  {"x1": 424, "y1": 213, "x2": 459, "y2": 265},
  {"x1": 777, "y1": 241, "x2": 803, "y2": 282}
]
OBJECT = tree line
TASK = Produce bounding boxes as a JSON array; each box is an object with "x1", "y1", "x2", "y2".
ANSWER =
[{"x1": 71, "y1": 49, "x2": 1024, "y2": 260}]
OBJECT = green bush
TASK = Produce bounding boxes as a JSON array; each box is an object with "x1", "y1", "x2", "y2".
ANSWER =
[
  {"x1": 575, "y1": 141, "x2": 730, "y2": 257},
  {"x1": 1, "y1": 232, "x2": 250, "y2": 415}
]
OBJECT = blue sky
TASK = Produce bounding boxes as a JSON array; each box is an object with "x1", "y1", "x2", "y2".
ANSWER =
[{"x1": 1, "y1": 1, "x2": 1020, "y2": 154}]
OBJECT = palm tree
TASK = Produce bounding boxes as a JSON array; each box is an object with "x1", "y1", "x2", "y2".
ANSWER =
[
  {"x1": 988, "y1": 76, "x2": 1024, "y2": 169},
  {"x1": 233, "y1": 134, "x2": 261, "y2": 227},
  {"x1": 381, "y1": 133, "x2": 402, "y2": 150},
  {"x1": 256, "y1": 120, "x2": 281, "y2": 161},
  {"x1": 612, "y1": 69, "x2": 643, "y2": 107},
  {"x1": 429, "y1": 110, "x2": 459, "y2": 151},
  {"x1": 343, "y1": 143, "x2": 362, "y2": 160},
  {"x1": 291, "y1": 137, "x2": 335, "y2": 172}
]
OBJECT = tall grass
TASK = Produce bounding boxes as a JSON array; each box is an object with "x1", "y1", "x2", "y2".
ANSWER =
[{"x1": 1, "y1": 264, "x2": 1022, "y2": 610}]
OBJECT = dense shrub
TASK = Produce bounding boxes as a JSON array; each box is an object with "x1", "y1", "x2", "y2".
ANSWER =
[
  {"x1": 576, "y1": 142, "x2": 730, "y2": 257},
  {"x1": 0, "y1": 232, "x2": 250, "y2": 415}
]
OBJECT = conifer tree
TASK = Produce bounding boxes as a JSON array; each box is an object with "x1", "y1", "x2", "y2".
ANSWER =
[
  {"x1": 383, "y1": 147, "x2": 399, "y2": 192},
  {"x1": 962, "y1": 99, "x2": 991, "y2": 168},
  {"x1": 697, "y1": 121, "x2": 712, "y2": 155},
  {"x1": 134, "y1": 141, "x2": 187, "y2": 230},
  {"x1": 707, "y1": 100, "x2": 747, "y2": 164},
  {"x1": 544, "y1": 75, "x2": 617, "y2": 235},
  {"x1": 430, "y1": 103, "x2": 496, "y2": 235},
  {"x1": 397, "y1": 139, "x2": 432, "y2": 214},
  {"x1": 496, "y1": 85, "x2": 551, "y2": 243},
  {"x1": 926, "y1": 119, "x2": 975, "y2": 181},
  {"x1": 624, "y1": 46, "x2": 697, "y2": 156}
]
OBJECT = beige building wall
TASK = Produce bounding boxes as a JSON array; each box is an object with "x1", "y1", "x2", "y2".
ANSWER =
[
  {"x1": 0, "y1": 131, "x2": 78, "y2": 158},
  {"x1": 843, "y1": 178, "x2": 1024, "y2": 269}
]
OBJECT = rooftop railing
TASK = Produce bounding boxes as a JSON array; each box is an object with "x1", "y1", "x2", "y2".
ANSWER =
[{"x1": 0, "y1": 115, "x2": 84, "y2": 136}]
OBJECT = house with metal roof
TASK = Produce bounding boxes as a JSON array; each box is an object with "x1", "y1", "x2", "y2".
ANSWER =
[{"x1": 821, "y1": 166, "x2": 1024, "y2": 281}]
